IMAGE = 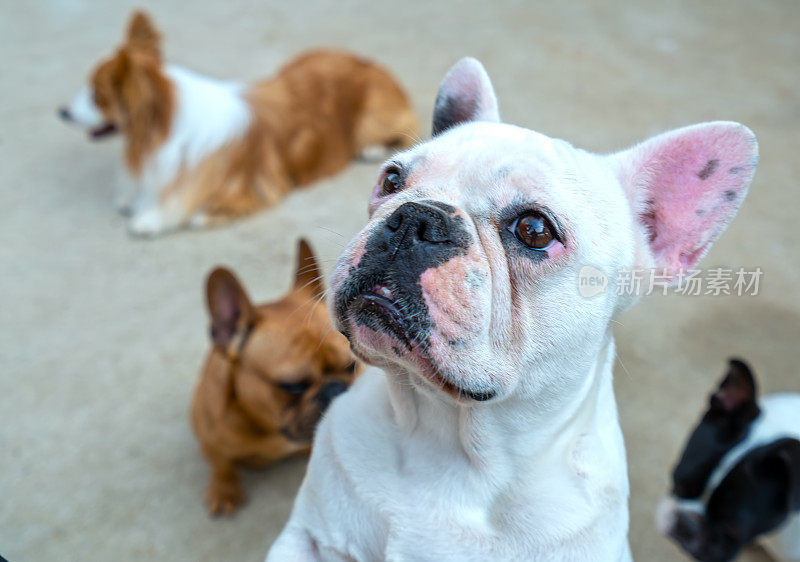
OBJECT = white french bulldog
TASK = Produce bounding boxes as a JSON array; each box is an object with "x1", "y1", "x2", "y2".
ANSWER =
[{"x1": 267, "y1": 58, "x2": 758, "y2": 561}]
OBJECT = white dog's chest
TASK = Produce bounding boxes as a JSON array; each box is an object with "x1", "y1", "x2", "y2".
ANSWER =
[{"x1": 285, "y1": 370, "x2": 631, "y2": 562}]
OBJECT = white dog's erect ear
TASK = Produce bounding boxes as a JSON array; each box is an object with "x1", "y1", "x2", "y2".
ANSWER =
[
  {"x1": 611, "y1": 122, "x2": 757, "y2": 279},
  {"x1": 432, "y1": 58, "x2": 500, "y2": 136}
]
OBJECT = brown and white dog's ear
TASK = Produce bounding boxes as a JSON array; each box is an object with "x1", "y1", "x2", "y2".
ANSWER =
[
  {"x1": 294, "y1": 239, "x2": 325, "y2": 301},
  {"x1": 610, "y1": 122, "x2": 757, "y2": 281},
  {"x1": 432, "y1": 58, "x2": 500, "y2": 137},
  {"x1": 110, "y1": 46, "x2": 174, "y2": 174},
  {"x1": 709, "y1": 358, "x2": 758, "y2": 414},
  {"x1": 206, "y1": 268, "x2": 256, "y2": 351},
  {"x1": 125, "y1": 10, "x2": 162, "y2": 60}
]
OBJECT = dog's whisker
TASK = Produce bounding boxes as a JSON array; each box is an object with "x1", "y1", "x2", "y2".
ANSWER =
[
  {"x1": 295, "y1": 274, "x2": 326, "y2": 293},
  {"x1": 314, "y1": 225, "x2": 346, "y2": 238}
]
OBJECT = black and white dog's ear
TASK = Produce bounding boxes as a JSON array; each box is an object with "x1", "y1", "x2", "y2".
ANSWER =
[
  {"x1": 777, "y1": 439, "x2": 800, "y2": 512},
  {"x1": 756, "y1": 439, "x2": 800, "y2": 513},
  {"x1": 709, "y1": 358, "x2": 758, "y2": 414},
  {"x1": 432, "y1": 58, "x2": 500, "y2": 137}
]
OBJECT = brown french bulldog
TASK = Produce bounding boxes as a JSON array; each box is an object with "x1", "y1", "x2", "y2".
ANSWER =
[{"x1": 191, "y1": 239, "x2": 359, "y2": 515}]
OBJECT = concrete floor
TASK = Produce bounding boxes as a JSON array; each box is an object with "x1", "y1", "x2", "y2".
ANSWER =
[{"x1": 1, "y1": 0, "x2": 798, "y2": 560}]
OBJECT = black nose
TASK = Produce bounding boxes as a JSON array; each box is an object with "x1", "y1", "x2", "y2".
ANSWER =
[
  {"x1": 316, "y1": 381, "x2": 349, "y2": 410},
  {"x1": 384, "y1": 201, "x2": 457, "y2": 250},
  {"x1": 58, "y1": 107, "x2": 71, "y2": 121}
]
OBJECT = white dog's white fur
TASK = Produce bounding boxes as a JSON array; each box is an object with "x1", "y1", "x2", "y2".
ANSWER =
[
  {"x1": 267, "y1": 58, "x2": 757, "y2": 561},
  {"x1": 64, "y1": 65, "x2": 250, "y2": 234}
]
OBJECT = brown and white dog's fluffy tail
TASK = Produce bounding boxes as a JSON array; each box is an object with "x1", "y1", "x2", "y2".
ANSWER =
[{"x1": 353, "y1": 61, "x2": 421, "y2": 156}]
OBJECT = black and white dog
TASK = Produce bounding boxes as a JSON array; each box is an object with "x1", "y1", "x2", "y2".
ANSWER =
[{"x1": 657, "y1": 359, "x2": 800, "y2": 561}]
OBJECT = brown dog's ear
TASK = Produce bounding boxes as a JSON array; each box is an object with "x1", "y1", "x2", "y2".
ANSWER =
[
  {"x1": 206, "y1": 268, "x2": 255, "y2": 351},
  {"x1": 125, "y1": 10, "x2": 161, "y2": 60},
  {"x1": 294, "y1": 239, "x2": 325, "y2": 301},
  {"x1": 710, "y1": 358, "x2": 758, "y2": 414}
]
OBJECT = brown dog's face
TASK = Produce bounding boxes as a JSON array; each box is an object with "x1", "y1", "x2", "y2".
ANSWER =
[
  {"x1": 206, "y1": 240, "x2": 359, "y2": 444},
  {"x1": 59, "y1": 11, "x2": 174, "y2": 173}
]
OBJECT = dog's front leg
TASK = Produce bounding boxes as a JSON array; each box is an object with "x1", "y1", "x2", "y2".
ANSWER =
[
  {"x1": 204, "y1": 458, "x2": 244, "y2": 516},
  {"x1": 128, "y1": 194, "x2": 190, "y2": 237},
  {"x1": 113, "y1": 170, "x2": 140, "y2": 216}
]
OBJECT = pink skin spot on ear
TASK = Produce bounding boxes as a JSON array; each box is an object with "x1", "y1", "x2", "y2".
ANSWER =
[
  {"x1": 635, "y1": 124, "x2": 756, "y2": 275},
  {"x1": 697, "y1": 159, "x2": 719, "y2": 180}
]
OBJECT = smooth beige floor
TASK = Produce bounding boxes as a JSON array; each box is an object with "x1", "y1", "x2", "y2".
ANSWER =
[{"x1": 1, "y1": 1, "x2": 798, "y2": 560}]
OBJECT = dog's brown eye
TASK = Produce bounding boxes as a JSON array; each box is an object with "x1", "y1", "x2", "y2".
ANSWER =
[
  {"x1": 513, "y1": 212, "x2": 556, "y2": 250},
  {"x1": 277, "y1": 381, "x2": 311, "y2": 395},
  {"x1": 380, "y1": 168, "x2": 403, "y2": 196}
]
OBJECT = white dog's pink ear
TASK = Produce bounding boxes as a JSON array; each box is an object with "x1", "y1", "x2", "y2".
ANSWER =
[
  {"x1": 432, "y1": 58, "x2": 500, "y2": 136},
  {"x1": 611, "y1": 122, "x2": 757, "y2": 279}
]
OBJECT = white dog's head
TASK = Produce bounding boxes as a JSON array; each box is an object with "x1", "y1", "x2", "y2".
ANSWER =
[{"x1": 330, "y1": 58, "x2": 757, "y2": 405}]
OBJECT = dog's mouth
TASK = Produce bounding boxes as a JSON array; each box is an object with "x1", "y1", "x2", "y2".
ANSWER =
[
  {"x1": 89, "y1": 122, "x2": 118, "y2": 139},
  {"x1": 349, "y1": 284, "x2": 414, "y2": 346},
  {"x1": 343, "y1": 283, "x2": 496, "y2": 402}
]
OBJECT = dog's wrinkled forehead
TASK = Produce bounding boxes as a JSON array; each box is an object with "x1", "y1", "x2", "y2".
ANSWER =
[{"x1": 391, "y1": 123, "x2": 586, "y2": 217}]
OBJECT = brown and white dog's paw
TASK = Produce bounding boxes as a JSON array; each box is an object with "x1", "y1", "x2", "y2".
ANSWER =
[{"x1": 128, "y1": 207, "x2": 179, "y2": 237}]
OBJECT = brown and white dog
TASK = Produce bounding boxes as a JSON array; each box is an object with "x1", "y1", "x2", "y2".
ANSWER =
[
  {"x1": 59, "y1": 11, "x2": 419, "y2": 236},
  {"x1": 191, "y1": 240, "x2": 360, "y2": 515}
]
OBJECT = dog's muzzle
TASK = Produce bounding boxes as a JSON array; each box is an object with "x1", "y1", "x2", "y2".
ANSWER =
[
  {"x1": 335, "y1": 201, "x2": 500, "y2": 402},
  {"x1": 335, "y1": 200, "x2": 471, "y2": 345}
]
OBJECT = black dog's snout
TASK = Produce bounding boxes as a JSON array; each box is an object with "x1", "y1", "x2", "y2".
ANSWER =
[
  {"x1": 316, "y1": 381, "x2": 349, "y2": 410},
  {"x1": 672, "y1": 512, "x2": 703, "y2": 543},
  {"x1": 385, "y1": 201, "x2": 456, "y2": 247},
  {"x1": 58, "y1": 107, "x2": 72, "y2": 121}
]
